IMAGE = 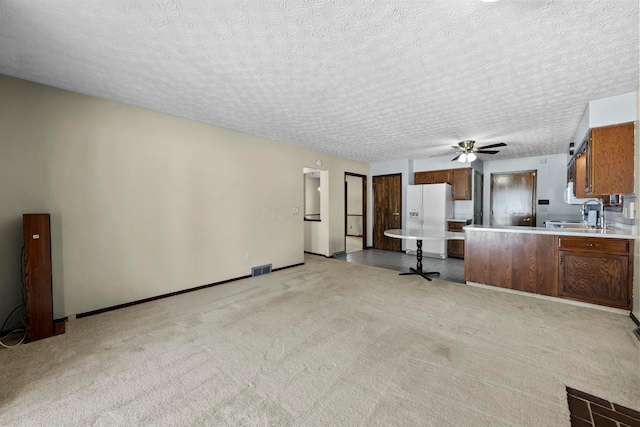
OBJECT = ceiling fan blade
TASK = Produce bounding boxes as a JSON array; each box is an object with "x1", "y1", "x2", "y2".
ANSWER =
[
  {"x1": 476, "y1": 150, "x2": 500, "y2": 154},
  {"x1": 451, "y1": 154, "x2": 461, "y2": 161},
  {"x1": 451, "y1": 146, "x2": 461, "y2": 149},
  {"x1": 476, "y1": 142, "x2": 507, "y2": 150}
]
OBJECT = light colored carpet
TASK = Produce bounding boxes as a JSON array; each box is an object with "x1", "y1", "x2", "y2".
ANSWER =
[{"x1": 0, "y1": 255, "x2": 638, "y2": 426}]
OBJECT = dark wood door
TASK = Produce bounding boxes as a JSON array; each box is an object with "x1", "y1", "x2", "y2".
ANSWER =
[
  {"x1": 373, "y1": 174, "x2": 402, "y2": 251},
  {"x1": 490, "y1": 170, "x2": 536, "y2": 226}
]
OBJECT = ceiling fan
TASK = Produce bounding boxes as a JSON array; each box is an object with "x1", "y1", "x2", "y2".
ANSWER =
[{"x1": 451, "y1": 140, "x2": 507, "y2": 162}]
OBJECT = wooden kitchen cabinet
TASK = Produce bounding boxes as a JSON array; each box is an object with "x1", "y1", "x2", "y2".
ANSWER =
[
  {"x1": 414, "y1": 168, "x2": 471, "y2": 200},
  {"x1": 447, "y1": 220, "x2": 469, "y2": 259},
  {"x1": 465, "y1": 230, "x2": 557, "y2": 296},
  {"x1": 558, "y1": 236, "x2": 632, "y2": 309},
  {"x1": 573, "y1": 152, "x2": 589, "y2": 198},
  {"x1": 574, "y1": 123, "x2": 634, "y2": 196},
  {"x1": 451, "y1": 168, "x2": 471, "y2": 200},
  {"x1": 567, "y1": 157, "x2": 575, "y2": 184},
  {"x1": 415, "y1": 169, "x2": 451, "y2": 185}
]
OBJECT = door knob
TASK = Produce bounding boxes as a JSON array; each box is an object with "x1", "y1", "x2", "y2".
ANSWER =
[{"x1": 392, "y1": 212, "x2": 400, "y2": 216}]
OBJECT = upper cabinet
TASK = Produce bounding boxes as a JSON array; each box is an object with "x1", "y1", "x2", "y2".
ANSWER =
[
  {"x1": 573, "y1": 123, "x2": 634, "y2": 196},
  {"x1": 414, "y1": 168, "x2": 471, "y2": 200},
  {"x1": 451, "y1": 168, "x2": 471, "y2": 200},
  {"x1": 568, "y1": 92, "x2": 637, "y2": 199},
  {"x1": 415, "y1": 169, "x2": 451, "y2": 185}
]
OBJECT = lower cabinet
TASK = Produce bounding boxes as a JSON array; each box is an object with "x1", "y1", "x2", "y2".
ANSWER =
[
  {"x1": 558, "y1": 237, "x2": 632, "y2": 309},
  {"x1": 464, "y1": 231, "x2": 558, "y2": 296},
  {"x1": 447, "y1": 220, "x2": 469, "y2": 259},
  {"x1": 465, "y1": 230, "x2": 634, "y2": 310}
]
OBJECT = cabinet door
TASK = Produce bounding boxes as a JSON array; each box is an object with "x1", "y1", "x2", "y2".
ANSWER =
[
  {"x1": 452, "y1": 168, "x2": 471, "y2": 200},
  {"x1": 446, "y1": 221, "x2": 465, "y2": 258},
  {"x1": 431, "y1": 169, "x2": 452, "y2": 184},
  {"x1": 415, "y1": 170, "x2": 452, "y2": 185},
  {"x1": 566, "y1": 157, "x2": 575, "y2": 186},
  {"x1": 589, "y1": 123, "x2": 634, "y2": 195},
  {"x1": 574, "y1": 150, "x2": 589, "y2": 198},
  {"x1": 414, "y1": 171, "x2": 431, "y2": 185},
  {"x1": 447, "y1": 240, "x2": 465, "y2": 259},
  {"x1": 558, "y1": 250, "x2": 630, "y2": 309},
  {"x1": 585, "y1": 135, "x2": 594, "y2": 194}
]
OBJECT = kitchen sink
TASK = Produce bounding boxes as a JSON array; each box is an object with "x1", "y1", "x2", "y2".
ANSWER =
[
  {"x1": 548, "y1": 223, "x2": 591, "y2": 229},
  {"x1": 546, "y1": 222, "x2": 604, "y2": 232}
]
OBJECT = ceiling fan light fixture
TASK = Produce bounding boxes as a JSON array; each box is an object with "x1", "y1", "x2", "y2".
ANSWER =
[
  {"x1": 466, "y1": 152, "x2": 477, "y2": 162},
  {"x1": 457, "y1": 153, "x2": 467, "y2": 163}
]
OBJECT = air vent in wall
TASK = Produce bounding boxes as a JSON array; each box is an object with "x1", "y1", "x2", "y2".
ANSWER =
[{"x1": 251, "y1": 264, "x2": 272, "y2": 277}]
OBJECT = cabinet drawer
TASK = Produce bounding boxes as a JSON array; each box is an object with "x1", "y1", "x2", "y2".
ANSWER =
[
  {"x1": 448, "y1": 222, "x2": 465, "y2": 232},
  {"x1": 558, "y1": 237, "x2": 629, "y2": 254}
]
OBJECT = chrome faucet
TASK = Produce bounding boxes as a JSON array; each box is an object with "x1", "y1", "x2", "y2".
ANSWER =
[{"x1": 580, "y1": 199, "x2": 604, "y2": 228}]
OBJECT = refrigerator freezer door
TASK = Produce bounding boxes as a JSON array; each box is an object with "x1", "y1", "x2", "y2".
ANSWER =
[
  {"x1": 406, "y1": 185, "x2": 424, "y2": 221},
  {"x1": 406, "y1": 185, "x2": 424, "y2": 252},
  {"x1": 421, "y1": 184, "x2": 450, "y2": 258}
]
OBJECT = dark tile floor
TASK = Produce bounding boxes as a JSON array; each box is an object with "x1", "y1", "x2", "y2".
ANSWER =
[
  {"x1": 566, "y1": 386, "x2": 640, "y2": 427},
  {"x1": 334, "y1": 248, "x2": 465, "y2": 284}
]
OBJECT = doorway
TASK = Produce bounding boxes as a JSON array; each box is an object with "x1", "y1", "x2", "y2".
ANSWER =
[
  {"x1": 490, "y1": 170, "x2": 537, "y2": 226},
  {"x1": 303, "y1": 167, "x2": 330, "y2": 256},
  {"x1": 373, "y1": 173, "x2": 402, "y2": 251},
  {"x1": 345, "y1": 173, "x2": 367, "y2": 253}
]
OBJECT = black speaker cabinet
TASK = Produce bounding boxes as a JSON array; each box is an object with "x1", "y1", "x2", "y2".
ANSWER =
[{"x1": 23, "y1": 213, "x2": 55, "y2": 342}]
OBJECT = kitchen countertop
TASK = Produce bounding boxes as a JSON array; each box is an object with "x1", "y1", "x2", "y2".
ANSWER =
[
  {"x1": 464, "y1": 224, "x2": 635, "y2": 239},
  {"x1": 446, "y1": 218, "x2": 472, "y2": 223}
]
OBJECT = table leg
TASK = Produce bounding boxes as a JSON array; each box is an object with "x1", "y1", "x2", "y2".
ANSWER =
[{"x1": 399, "y1": 239, "x2": 440, "y2": 281}]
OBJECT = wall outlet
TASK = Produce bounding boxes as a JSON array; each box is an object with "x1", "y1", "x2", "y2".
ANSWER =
[{"x1": 245, "y1": 253, "x2": 250, "y2": 261}]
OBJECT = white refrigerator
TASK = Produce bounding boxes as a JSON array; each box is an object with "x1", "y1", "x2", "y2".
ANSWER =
[{"x1": 406, "y1": 183, "x2": 453, "y2": 258}]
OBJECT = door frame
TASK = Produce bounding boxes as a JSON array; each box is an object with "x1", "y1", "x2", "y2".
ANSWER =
[{"x1": 344, "y1": 172, "x2": 367, "y2": 249}]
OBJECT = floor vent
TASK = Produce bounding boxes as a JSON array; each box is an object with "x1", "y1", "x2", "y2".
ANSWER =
[
  {"x1": 251, "y1": 264, "x2": 272, "y2": 277},
  {"x1": 332, "y1": 251, "x2": 346, "y2": 257}
]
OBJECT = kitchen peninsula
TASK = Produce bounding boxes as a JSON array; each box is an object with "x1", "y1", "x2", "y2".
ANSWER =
[{"x1": 464, "y1": 225, "x2": 635, "y2": 310}]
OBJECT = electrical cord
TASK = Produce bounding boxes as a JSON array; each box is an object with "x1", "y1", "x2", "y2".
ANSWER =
[
  {"x1": 0, "y1": 320, "x2": 26, "y2": 348},
  {"x1": 0, "y1": 246, "x2": 27, "y2": 349},
  {"x1": 0, "y1": 304, "x2": 25, "y2": 332}
]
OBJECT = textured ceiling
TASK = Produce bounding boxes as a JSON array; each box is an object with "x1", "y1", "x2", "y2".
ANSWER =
[{"x1": 0, "y1": 0, "x2": 638, "y2": 163}]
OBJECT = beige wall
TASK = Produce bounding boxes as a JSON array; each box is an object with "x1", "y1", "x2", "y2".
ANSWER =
[{"x1": 0, "y1": 74, "x2": 369, "y2": 319}]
